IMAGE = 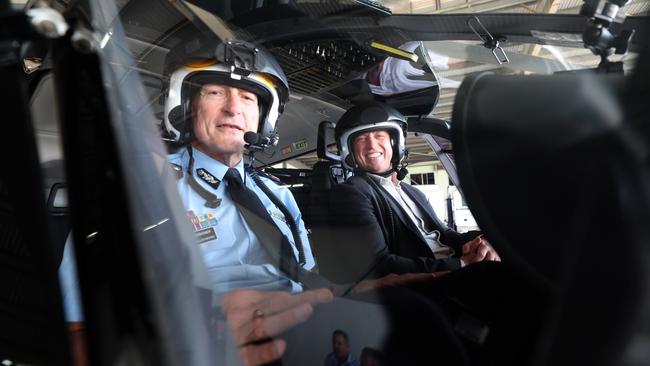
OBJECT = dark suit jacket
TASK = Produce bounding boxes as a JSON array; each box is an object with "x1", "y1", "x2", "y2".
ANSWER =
[{"x1": 311, "y1": 174, "x2": 480, "y2": 283}]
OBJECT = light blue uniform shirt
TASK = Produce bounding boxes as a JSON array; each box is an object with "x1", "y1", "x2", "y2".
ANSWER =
[
  {"x1": 59, "y1": 233, "x2": 83, "y2": 321},
  {"x1": 59, "y1": 148, "x2": 315, "y2": 321},
  {"x1": 169, "y1": 148, "x2": 315, "y2": 294}
]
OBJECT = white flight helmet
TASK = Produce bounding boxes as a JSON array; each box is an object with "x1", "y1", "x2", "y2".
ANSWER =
[
  {"x1": 163, "y1": 38, "x2": 289, "y2": 145},
  {"x1": 335, "y1": 102, "x2": 408, "y2": 173}
]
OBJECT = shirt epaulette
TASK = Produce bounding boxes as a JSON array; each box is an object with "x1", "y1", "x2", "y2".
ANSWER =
[{"x1": 250, "y1": 169, "x2": 282, "y2": 184}]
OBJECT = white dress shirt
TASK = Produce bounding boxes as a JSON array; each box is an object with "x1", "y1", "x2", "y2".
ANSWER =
[{"x1": 370, "y1": 174, "x2": 453, "y2": 258}]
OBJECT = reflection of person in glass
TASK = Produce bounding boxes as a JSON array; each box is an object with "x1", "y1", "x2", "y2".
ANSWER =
[
  {"x1": 324, "y1": 330, "x2": 359, "y2": 366},
  {"x1": 360, "y1": 347, "x2": 384, "y2": 366}
]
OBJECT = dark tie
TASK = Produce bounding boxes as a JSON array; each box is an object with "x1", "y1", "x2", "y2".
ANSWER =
[
  {"x1": 224, "y1": 168, "x2": 279, "y2": 232},
  {"x1": 223, "y1": 168, "x2": 330, "y2": 289}
]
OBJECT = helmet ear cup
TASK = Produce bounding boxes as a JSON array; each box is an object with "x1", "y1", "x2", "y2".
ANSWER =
[
  {"x1": 168, "y1": 105, "x2": 184, "y2": 128},
  {"x1": 168, "y1": 103, "x2": 192, "y2": 144},
  {"x1": 390, "y1": 132, "x2": 400, "y2": 166}
]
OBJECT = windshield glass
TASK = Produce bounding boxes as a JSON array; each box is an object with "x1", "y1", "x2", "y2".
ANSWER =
[
  {"x1": 382, "y1": 0, "x2": 650, "y2": 15},
  {"x1": 16, "y1": 0, "x2": 647, "y2": 365},
  {"x1": 73, "y1": 0, "x2": 646, "y2": 170}
]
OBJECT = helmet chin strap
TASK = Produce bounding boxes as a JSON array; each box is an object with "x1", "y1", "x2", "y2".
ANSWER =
[
  {"x1": 389, "y1": 161, "x2": 409, "y2": 181},
  {"x1": 376, "y1": 168, "x2": 396, "y2": 178},
  {"x1": 358, "y1": 167, "x2": 404, "y2": 179}
]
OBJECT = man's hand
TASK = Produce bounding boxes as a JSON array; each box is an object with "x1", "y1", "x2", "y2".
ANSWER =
[
  {"x1": 346, "y1": 272, "x2": 447, "y2": 295},
  {"x1": 461, "y1": 235, "x2": 501, "y2": 265},
  {"x1": 67, "y1": 322, "x2": 87, "y2": 366},
  {"x1": 222, "y1": 288, "x2": 333, "y2": 366}
]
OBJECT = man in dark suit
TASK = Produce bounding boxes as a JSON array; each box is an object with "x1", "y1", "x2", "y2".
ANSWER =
[
  {"x1": 316, "y1": 102, "x2": 499, "y2": 283},
  {"x1": 310, "y1": 103, "x2": 551, "y2": 366}
]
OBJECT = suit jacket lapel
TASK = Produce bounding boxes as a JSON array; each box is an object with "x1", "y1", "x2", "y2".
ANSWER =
[
  {"x1": 401, "y1": 184, "x2": 439, "y2": 230},
  {"x1": 372, "y1": 181, "x2": 429, "y2": 244}
]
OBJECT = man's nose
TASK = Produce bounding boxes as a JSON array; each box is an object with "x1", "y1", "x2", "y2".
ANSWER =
[
  {"x1": 223, "y1": 91, "x2": 242, "y2": 114},
  {"x1": 368, "y1": 136, "x2": 380, "y2": 148}
]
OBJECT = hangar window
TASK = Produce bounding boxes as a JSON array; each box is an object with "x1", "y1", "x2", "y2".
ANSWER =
[{"x1": 410, "y1": 172, "x2": 435, "y2": 185}]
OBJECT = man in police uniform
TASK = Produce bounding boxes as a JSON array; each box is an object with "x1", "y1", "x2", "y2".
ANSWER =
[
  {"x1": 59, "y1": 39, "x2": 333, "y2": 365},
  {"x1": 164, "y1": 39, "x2": 316, "y2": 295}
]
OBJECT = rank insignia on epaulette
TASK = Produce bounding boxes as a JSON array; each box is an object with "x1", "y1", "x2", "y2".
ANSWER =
[{"x1": 196, "y1": 168, "x2": 221, "y2": 189}]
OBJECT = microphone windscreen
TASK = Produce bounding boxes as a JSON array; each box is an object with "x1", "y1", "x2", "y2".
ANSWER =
[
  {"x1": 244, "y1": 131, "x2": 259, "y2": 144},
  {"x1": 397, "y1": 167, "x2": 409, "y2": 181}
]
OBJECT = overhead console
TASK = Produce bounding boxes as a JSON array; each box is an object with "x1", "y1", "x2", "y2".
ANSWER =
[
  {"x1": 270, "y1": 39, "x2": 382, "y2": 95},
  {"x1": 223, "y1": 1, "x2": 399, "y2": 96}
]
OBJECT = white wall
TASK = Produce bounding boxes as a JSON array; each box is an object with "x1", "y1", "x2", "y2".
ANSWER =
[{"x1": 408, "y1": 162, "x2": 479, "y2": 232}]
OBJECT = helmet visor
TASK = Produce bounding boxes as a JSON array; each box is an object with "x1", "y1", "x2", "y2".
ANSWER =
[{"x1": 182, "y1": 70, "x2": 272, "y2": 112}]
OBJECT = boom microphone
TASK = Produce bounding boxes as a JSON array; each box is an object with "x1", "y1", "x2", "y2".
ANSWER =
[
  {"x1": 244, "y1": 131, "x2": 272, "y2": 146},
  {"x1": 397, "y1": 166, "x2": 409, "y2": 181}
]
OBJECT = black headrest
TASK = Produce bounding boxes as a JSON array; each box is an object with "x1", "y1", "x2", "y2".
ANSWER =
[
  {"x1": 312, "y1": 161, "x2": 335, "y2": 191},
  {"x1": 452, "y1": 70, "x2": 650, "y2": 365},
  {"x1": 453, "y1": 72, "x2": 628, "y2": 278},
  {"x1": 317, "y1": 120, "x2": 340, "y2": 162}
]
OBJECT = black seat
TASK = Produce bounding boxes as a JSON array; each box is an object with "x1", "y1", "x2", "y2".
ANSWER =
[
  {"x1": 313, "y1": 120, "x2": 344, "y2": 187},
  {"x1": 46, "y1": 182, "x2": 71, "y2": 266},
  {"x1": 306, "y1": 121, "x2": 346, "y2": 271},
  {"x1": 311, "y1": 160, "x2": 345, "y2": 192},
  {"x1": 309, "y1": 121, "x2": 343, "y2": 199},
  {"x1": 452, "y1": 57, "x2": 650, "y2": 365},
  {"x1": 42, "y1": 160, "x2": 71, "y2": 267},
  {"x1": 1, "y1": 64, "x2": 70, "y2": 364}
]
